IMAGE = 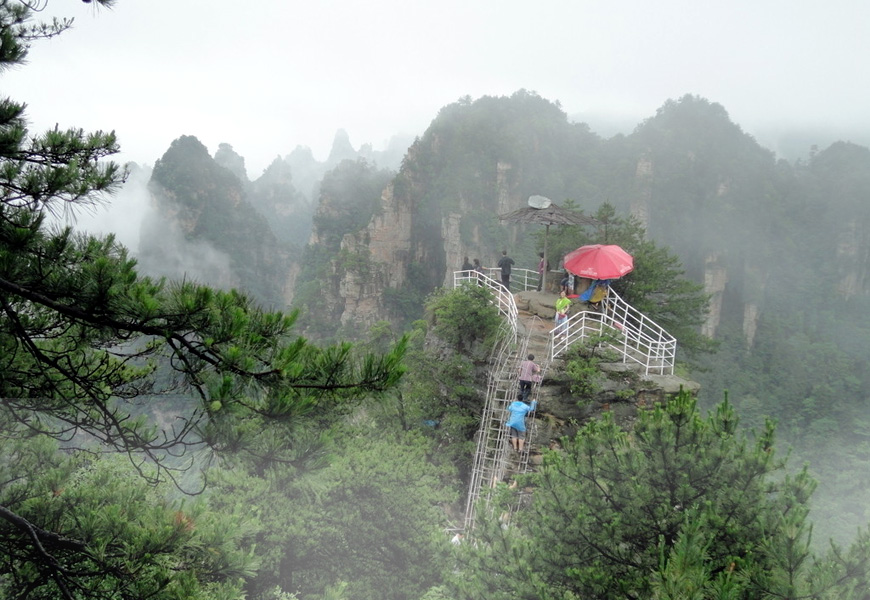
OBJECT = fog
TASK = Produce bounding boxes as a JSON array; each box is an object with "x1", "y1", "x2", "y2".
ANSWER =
[
  {"x1": 7, "y1": 0, "x2": 870, "y2": 177},
  {"x1": 68, "y1": 165, "x2": 151, "y2": 251}
]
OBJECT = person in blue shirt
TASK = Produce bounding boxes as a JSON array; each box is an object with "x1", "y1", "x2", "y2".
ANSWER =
[{"x1": 506, "y1": 398, "x2": 537, "y2": 452}]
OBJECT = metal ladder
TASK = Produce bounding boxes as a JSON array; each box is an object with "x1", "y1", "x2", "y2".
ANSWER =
[{"x1": 462, "y1": 321, "x2": 550, "y2": 530}]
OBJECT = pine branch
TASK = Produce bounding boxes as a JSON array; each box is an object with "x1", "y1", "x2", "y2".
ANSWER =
[{"x1": 0, "y1": 503, "x2": 85, "y2": 600}]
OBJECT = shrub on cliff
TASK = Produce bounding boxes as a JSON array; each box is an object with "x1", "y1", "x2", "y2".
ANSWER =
[{"x1": 427, "y1": 285, "x2": 503, "y2": 357}]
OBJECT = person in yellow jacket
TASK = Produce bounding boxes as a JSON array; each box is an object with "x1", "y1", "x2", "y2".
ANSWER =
[
  {"x1": 554, "y1": 290, "x2": 571, "y2": 337},
  {"x1": 589, "y1": 282, "x2": 608, "y2": 309}
]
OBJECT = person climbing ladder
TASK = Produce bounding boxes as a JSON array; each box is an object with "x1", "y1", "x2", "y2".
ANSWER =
[
  {"x1": 505, "y1": 397, "x2": 536, "y2": 453},
  {"x1": 517, "y1": 354, "x2": 540, "y2": 403}
]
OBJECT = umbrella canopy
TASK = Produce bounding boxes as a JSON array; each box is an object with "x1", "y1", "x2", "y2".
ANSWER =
[
  {"x1": 563, "y1": 244, "x2": 634, "y2": 280},
  {"x1": 499, "y1": 198, "x2": 598, "y2": 290}
]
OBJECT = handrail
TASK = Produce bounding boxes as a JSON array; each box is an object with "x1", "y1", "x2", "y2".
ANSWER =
[
  {"x1": 462, "y1": 317, "x2": 546, "y2": 531},
  {"x1": 453, "y1": 270, "x2": 518, "y2": 344},
  {"x1": 549, "y1": 288, "x2": 676, "y2": 376},
  {"x1": 515, "y1": 315, "x2": 548, "y2": 476},
  {"x1": 480, "y1": 267, "x2": 539, "y2": 293}
]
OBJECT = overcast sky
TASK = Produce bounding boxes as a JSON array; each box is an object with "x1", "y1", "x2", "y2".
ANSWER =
[{"x1": 7, "y1": 0, "x2": 870, "y2": 177}]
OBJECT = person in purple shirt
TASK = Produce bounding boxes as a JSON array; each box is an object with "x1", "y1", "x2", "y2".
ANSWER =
[
  {"x1": 506, "y1": 397, "x2": 537, "y2": 453},
  {"x1": 517, "y1": 353, "x2": 540, "y2": 403}
]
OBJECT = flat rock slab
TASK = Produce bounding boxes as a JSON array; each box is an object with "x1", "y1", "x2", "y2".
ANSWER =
[{"x1": 515, "y1": 290, "x2": 590, "y2": 319}]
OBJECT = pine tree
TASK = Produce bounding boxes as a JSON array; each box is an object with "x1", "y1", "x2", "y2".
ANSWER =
[{"x1": 450, "y1": 391, "x2": 870, "y2": 599}]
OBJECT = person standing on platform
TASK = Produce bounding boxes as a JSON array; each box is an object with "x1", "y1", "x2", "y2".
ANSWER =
[
  {"x1": 497, "y1": 250, "x2": 515, "y2": 292},
  {"x1": 554, "y1": 290, "x2": 571, "y2": 338}
]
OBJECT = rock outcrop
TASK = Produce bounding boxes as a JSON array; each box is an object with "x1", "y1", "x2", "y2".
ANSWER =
[{"x1": 514, "y1": 299, "x2": 700, "y2": 451}]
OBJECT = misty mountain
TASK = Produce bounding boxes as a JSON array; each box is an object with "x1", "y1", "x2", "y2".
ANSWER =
[
  {"x1": 140, "y1": 135, "x2": 292, "y2": 309},
  {"x1": 279, "y1": 129, "x2": 412, "y2": 204},
  {"x1": 241, "y1": 130, "x2": 409, "y2": 248},
  {"x1": 214, "y1": 142, "x2": 249, "y2": 183},
  {"x1": 129, "y1": 127, "x2": 410, "y2": 313}
]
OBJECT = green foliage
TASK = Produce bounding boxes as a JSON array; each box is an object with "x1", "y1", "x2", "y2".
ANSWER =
[
  {"x1": 209, "y1": 426, "x2": 457, "y2": 600},
  {"x1": 449, "y1": 391, "x2": 870, "y2": 599},
  {"x1": 0, "y1": 434, "x2": 254, "y2": 600},
  {"x1": 559, "y1": 335, "x2": 619, "y2": 399},
  {"x1": 386, "y1": 323, "x2": 483, "y2": 470},
  {"x1": 382, "y1": 284, "x2": 422, "y2": 324},
  {"x1": 564, "y1": 357, "x2": 601, "y2": 398},
  {"x1": 335, "y1": 246, "x2": 371, "y2": 275},
  {"x1": 382, "y1": 261, "x2": 434, "y2": 325},
  {"x1": 292, "y1": 243, "x2": 342, "y2": 339},
  {"x1": 427, "y1": 284, "x2": 503, "y2": 356}
]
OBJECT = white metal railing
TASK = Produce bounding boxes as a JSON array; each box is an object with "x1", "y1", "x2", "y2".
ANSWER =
[
  {"x1": 548, "y1": 289, "x2": 676, "y2": 376},
  {"x1": 479, "y1": 267, "x2": 539, "y2": 293},
  {"x1": 453, "y1": 270, "x2": 518, "y2": 343},
  {"x1": 452, "y1": 269, "x2": 676, "y2": 375},
  {"x1": 462, "y1": 267, "x2": 539, "y2": 293}
]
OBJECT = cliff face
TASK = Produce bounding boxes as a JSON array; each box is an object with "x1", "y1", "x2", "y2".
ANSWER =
[
  {"x1": 631, "y1": 153, "x2": 764, "y2": 344},
  {"x1": 248, "y1": 157, "x2": 313, "y2": 250},
  {"x1": 837, "y1": 220, "x2": 870, "y2": 299},
  {"x1": 338, "y1": 181, "x2": 414, "y2": 327},
  {"x1": 629, "y1": 127, "x2": 870, "y2": 346},
  {"x1": 332, "y1": 152, "x2": 530, "y2": 329},
  {"x1": 323, "y1": 92, "x2": 603, "y2": 331}
]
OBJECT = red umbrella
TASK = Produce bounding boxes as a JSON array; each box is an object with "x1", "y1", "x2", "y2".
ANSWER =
[{"x1": 563, "y1": 244, "x2": 634, "y2": 280}]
